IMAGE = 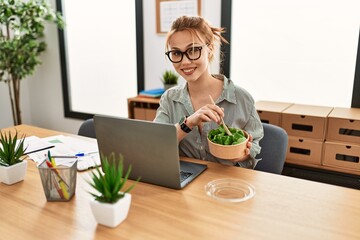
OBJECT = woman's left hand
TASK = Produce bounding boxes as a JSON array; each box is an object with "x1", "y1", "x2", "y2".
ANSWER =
[{"x1": 229, "y1": 134, "x2": 253, "y2": 163}]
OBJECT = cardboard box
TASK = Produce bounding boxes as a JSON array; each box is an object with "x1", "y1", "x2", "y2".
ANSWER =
[
  {"x1": 281, "y1": 104, "x2": 333, "y2": 140},
  {"x1": 255, "y1": 101, "x2": 293, "y2": 126},
  {"x1": 326, "y1": 107, "x2": 360, "y2": 144},
  {"x1": 286, "y1": 136, "x2": 324, "y2": 166},
  {"x1": 322, "y1": 141, "x2": 360, "y2": 172}
]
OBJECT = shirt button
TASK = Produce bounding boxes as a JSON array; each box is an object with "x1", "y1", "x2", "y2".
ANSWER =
[{"x1": 200, "y1": 146, "x2": 203, "y2": 150}]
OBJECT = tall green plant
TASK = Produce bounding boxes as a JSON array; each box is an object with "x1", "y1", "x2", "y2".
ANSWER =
[{"x1": 0, "y1": 0, "x2": 64, "y2": 125}]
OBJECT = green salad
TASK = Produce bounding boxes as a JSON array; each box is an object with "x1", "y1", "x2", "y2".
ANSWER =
[{"x1": 208, "y1": 125, "x2": 247, "y2": 145}]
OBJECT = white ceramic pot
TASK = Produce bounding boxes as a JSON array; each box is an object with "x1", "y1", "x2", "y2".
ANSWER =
[
  {"x1": 90, "y1": 193, "x2": 131, "y2": 228},
  {"x1": 164, "y1": 84, "x2": 176, "y2": 90},
  {"x1": 0, "y1": 160, "x2": 27, "y2": 185}
]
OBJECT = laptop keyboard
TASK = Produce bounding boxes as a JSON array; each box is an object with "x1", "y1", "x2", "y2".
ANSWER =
[{"x1": 180, "y1": 171, "x2": 193, "y2": 182}]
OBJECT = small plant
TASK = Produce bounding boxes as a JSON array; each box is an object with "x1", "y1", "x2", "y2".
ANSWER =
[
  {"x1": 87, "y1": 153, "x2": 140, "y2": 204},
  {"x1": 161, "y1": 70, "x2": 179, "y2": 85},
  {"x1": 208, "y1": 125, "x2": 247, "y2": 145},
  {"x1": 0, "y1": 131, "x2": 26, "y2": 166}
]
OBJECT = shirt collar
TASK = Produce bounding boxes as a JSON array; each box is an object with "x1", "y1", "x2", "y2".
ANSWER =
[
  {"x1": 169, "y1": 74, "x2": 237, "y2": 105},
  {"x1": 214, "y1": 74, "x2": 237, "y2": 105}
]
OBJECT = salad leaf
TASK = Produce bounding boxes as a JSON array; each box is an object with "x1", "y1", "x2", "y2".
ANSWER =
[{"x1": 208, "y1": 125, "x2": 247, "y2": 145}]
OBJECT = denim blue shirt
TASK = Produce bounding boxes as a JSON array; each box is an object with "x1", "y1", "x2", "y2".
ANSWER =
[{"x1": 154, "y1": 75, "x2": 263, "y2": 168}]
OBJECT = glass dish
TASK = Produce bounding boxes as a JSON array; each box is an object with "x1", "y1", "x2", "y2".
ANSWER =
[{"x1": 205, "y1": 178, "x2": 255, "y2": 203}]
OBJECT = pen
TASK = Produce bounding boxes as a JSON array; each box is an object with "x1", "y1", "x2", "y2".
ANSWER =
[
  {"x1": 51, "y1": 155, "x2": 78, "y2": 159},
  {"x1": 48, "y1": 150, "x2": 56, "y2": 166},
  {"x1": 45, "y1": 159, "x2": 70, "y2": 188},
  {"x1": 51, "y1": 152, "x2": 98, "y2": 158},
  {"x1": 75, "y1": 152, "x2": 98, "y2": 157},
  {"x1": 51, "y1": 171, "x2": 65, "y2": 199},
  {"x1": 45, "y1": 159, "x2": 70, "y2": 200}
]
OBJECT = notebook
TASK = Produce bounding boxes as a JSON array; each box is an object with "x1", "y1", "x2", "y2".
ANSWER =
[{"x1": 94, "y1": 115, "x2": 207, "y2": 189}]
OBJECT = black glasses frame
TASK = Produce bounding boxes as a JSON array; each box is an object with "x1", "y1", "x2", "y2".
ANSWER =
[{"x1": 165, "y1": 46, "x2": 204, "y2": 63}]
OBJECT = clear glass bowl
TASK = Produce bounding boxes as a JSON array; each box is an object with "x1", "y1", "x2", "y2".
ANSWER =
[{"x1": 205, "y1": 178, "x2": 255, "y2": 203}]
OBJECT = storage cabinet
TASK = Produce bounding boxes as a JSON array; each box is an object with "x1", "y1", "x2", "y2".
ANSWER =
[
  {"x1": 256, "y1": 101, "x2": 360, "y2": 175},
  {"x1": 128, "y1": 97, "x2": 160, "y2": 121}
]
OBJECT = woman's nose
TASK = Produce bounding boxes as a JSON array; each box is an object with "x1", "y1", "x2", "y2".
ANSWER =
[{"x1": 181, "y1": 54, "x2": 192, "y2": 64}]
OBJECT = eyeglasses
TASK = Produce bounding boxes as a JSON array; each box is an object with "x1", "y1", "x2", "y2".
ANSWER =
[{"x1": 165, "y1": 45, "x2": 205, "y2": 63}]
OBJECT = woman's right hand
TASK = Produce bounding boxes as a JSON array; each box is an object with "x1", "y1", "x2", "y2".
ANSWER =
[{"x1": 186, "y1": 104, "x2": 225, "y2": 129}]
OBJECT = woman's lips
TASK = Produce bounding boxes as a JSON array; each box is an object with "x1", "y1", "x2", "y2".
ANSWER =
[{"x1": 182, "y1": 68, "x2": 195, "y2": 75}]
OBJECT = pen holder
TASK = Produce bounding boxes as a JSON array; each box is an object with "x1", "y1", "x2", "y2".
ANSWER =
[{"x1": 38, "y1": 160, "x2": 77, "y2": 202}]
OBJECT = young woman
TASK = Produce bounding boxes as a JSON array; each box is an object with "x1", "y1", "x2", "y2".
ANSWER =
[{"x1": 154, "y1": 16, "x2": 263, "y2": 168}]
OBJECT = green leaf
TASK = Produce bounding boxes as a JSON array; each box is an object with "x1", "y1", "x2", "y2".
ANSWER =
[
  {"x1": 208, "y1": 126, "x2": 247, "y2": 146},
  {"x1": 0, "y1": 0, "x2": 65, "y2": 124},
  {"x1": 161, "y1": 70, "x2": 179, "y2": 84},
  {"x1": 0, "y1": 130, "x2": 26, "y2": 166},
  {"x1": 85, "y1": 152, "x2": 140, "y2": 204}
]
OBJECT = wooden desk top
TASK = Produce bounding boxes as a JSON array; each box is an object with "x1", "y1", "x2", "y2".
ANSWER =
[{"x1": 1, "y1": 125, "x2": 360, "y2": 240}]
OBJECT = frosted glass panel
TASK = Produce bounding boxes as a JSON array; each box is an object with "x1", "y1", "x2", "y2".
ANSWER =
[
  {"x1": 62, "y1": 0, "x2": 137, "y2": 117},
  {"x1": 230, "y1": 0, "x2": 360, "y2": 107}
]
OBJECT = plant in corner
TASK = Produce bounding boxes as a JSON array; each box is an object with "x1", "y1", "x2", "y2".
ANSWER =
[
  {"x1": 0, "y1": 130, "x2": 28, "y2": 185},
  {"x1": 0, "y1": 0, "x2": 64, "y2": 125},
  {"x1": 161, "y1": 70, "x2": 179, "y2": 90},
  {"x1": 86, "y1": 153, "x2": 140, "y2": 228}
]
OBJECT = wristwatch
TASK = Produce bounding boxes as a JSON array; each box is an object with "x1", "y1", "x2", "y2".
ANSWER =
[{"x1": 179, "y1": 116, "x2": 192, "y2": 133}]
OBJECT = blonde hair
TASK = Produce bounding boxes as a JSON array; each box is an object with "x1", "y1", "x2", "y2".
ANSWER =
[{"x1": 165, "y1": 16, "x2": 229, "y2": 62}]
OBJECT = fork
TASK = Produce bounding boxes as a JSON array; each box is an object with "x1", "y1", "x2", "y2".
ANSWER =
[{"x1": 209, "y1": 95, "x2": 233, "y2": 136}]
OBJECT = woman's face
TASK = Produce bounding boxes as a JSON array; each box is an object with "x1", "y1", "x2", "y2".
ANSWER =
[{"x1": 167, "y1": 30, "x2": 210, "y2": 83}]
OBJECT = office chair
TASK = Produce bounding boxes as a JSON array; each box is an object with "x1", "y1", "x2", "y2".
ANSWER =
[
  {"x1": 78, "y1": 118, "x2": 96, "y2": 138},
  {"x1": 254, "y1": 123, "x2": 288, "y2": 174}
]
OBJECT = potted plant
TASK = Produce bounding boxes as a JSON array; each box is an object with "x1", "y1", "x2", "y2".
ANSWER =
[
  {"x1": 207, "y1": 125, "x2": 249, "y2": 160},
  {"x1": 86, "y1": 153, "x2": 140, "y2": 228},
  {"x1": 0, "y1": 0, "x2": 64, "y2": 125},
  {"x1": 161, "y1": 70, "x2": 179, "y2": 90},
  {"x1": 0, "y1": 130, "x2": 27, "y2": 185}
]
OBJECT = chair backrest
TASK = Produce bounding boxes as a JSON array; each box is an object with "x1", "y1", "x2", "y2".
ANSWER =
[
  {"x1": 254, "y1": 123, "x2": 288, "y2": 174},
  {"x1": 78, "y1": 118, "x2": 96, "y2": 138}
]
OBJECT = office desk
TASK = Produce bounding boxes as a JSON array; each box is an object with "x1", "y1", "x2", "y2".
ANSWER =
[{"x1": 1, "y1": 125, "x2": 360, "y2": 240}]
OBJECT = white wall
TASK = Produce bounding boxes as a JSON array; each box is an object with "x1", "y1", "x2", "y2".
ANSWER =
[
  {"x1": 0, "y1": 0, "x2": 221, "y2": 132},
  {"x1": 0, "y1": 83, "x2": 16, "y2": 128},
  {"x1": 0, "y1": 78, "x2": 32, "y2": 128}
]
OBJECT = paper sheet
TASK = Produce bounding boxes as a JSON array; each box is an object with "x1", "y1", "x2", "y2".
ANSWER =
[{"x1": 27, "y1": 135, "x2": 101, "y2": 171}]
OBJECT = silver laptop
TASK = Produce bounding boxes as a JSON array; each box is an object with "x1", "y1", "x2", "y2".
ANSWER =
[{"x1": 94, "y1": 115, "x2": 207, "y2": 189}]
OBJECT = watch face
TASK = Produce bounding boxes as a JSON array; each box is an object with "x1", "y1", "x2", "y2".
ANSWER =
[{"x1": 179, "y1": 116, "x2": 186, "y2": 125}]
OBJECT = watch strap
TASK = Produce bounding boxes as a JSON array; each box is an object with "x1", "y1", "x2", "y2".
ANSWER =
[{"x1": 179, "y1": 116, "x2": 192, "y2": 133}]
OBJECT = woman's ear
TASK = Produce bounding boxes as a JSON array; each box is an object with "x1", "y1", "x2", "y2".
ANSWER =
[{"x1": 207, "y1": 44, "x2": 214, "y2": 61}]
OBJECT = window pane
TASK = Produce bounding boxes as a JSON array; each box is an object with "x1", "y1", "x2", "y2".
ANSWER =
[
  {"x1": 230, "y1": 0, "x2": 360, "y2": 107},
  {"x1": 63, "y1": 0, "x2": 137, "y2": 117}
]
